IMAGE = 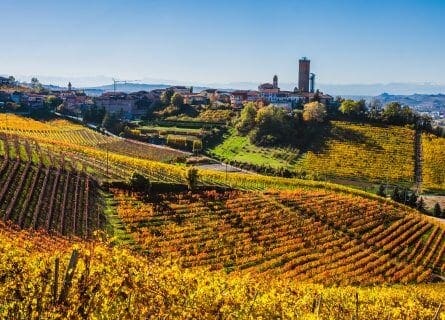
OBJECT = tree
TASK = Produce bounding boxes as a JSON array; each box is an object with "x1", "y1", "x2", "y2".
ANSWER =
[
  {"x1": 377, "y1": 184, "x2": 386, "y2": 197},
  {"x1": 161, "y1": 88, "x2": 174, "y2": 106},
  {"x1": 101, "y1": 112, "x2": 123, "y2": 134},
  {"x1": 249, "y1": 105, "x2": 292, "y2": 146},
  {"x1": 368, "y1": 98, "x2": 383, "y2": 121},
  {"x1": 171, "y1": 93, "x2": 184, "y2": 109},
  {"x1": 30, "y1": 77, "x2": 44, "y2": 92},
  {"x1": 303, "y1": 102, "x2": 327, "y2": 122},
  {"x1": 128, "y1": 172, "x2": 151, "y2": 193},
  {"x1": 408, "y1": 192, "x2": 418, "y2": 208},
  {"x1": 339, "y1": 99, "x2": 367, "y2": 118},
  {"x1": 391, "y1": 186, "x2": 400, "y2": 202},
  {"x1": 185, "y1": 167, "x2": 199, "y2": 191},
  {"x1": 433, "y1": 203, "x2": 442, "y2": 217},
  {"x1": 192, "y1": 140, "x2": 202, "y2": 154},
  {"x1": 417, "y1": 197, "x2": 425, "y2": 212},
  {"x1": 236, "y1": 102, "x2": 257, "y2": 135},
  {"x1": 45, "y1": 95, "x2": 63, "y2": 110},
  {"x1": 399, "y1": 188, "x2": 409, "y2": 204}
]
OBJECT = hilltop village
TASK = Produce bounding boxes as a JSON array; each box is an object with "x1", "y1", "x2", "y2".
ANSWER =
[{"x1": 0, "y1": 57, "x2": 334, "y2": 120}]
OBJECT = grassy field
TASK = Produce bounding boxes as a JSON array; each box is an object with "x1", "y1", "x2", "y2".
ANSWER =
[{"x1": 209, "y1": 128, "x2": 299, "y2": 169}]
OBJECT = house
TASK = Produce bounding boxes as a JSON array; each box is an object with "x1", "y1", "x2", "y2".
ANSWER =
[
  {"x1": 95, "y1": 92, "x2": 153, "y2": 119},
  {"x1": 230, "y1": 90, "x2": 262, "y2": 108},
  {"x1": 230, "y1": 90, "x2": 248, "y2": 108},
  {"x1": 216, "y1": 91, "x2": 231, "y2": 104},
  {"x1": 0, "y1": 76, "x2": 13, "y2": 86},
  {"x1": 169, "y1": 86, "x2": 193, "y2": 95},
  {"x1": 95, "y1": 92, "x2": 137, "y2": 118},
  {"x1": 10, "y1": 92, "x2": 27, "y2": 104},
  {"x1": 183, "y1": 94, "x2": 208, "y2": 105},
  {"x1": 27, "y1": 94, "x2": 46, "y2": 109},
  {"x1": 298, "y1": 91, "x2": 334, "y2": 106}
]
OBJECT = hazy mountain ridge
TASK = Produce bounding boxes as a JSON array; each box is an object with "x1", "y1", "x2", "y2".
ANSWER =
[{"x1": 375, "y1": 93, "x2": 445, "y2": 111}]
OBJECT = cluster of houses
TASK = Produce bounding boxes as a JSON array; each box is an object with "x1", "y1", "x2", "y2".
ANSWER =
[
  {"x1": 229, "y1": 75, "x2": 333, "y2": 109},
  {"x1": 1, "y1": 58, "x2": 334, "y2": 119},
  {"x1": 0, "y1": 80, "x2": 93, "y2": 112}
]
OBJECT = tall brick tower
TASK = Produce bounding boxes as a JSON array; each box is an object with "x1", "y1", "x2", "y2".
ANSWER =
[
  {"x1": 273, "y1": 75, "x2": 278, "y2": 89},
  {"x1": 298, "y1": 57, "x2": 310, "y2": 92}
]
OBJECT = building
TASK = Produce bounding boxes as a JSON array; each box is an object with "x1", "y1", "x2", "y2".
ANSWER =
[
  {"x1": 299, "y1": 91, "x2": 334, "y2": 106},
  {"x1": 258, "y1": 75, "x2": 302, "y2": 109},
  {"x1": 298, "y1": 57, "x2": 310, "y2": 93},
  {"x1": 258, "y1": 75, "x2": 279, "y2": 94},
  {"x1": 10, "y1": 92, "x2": 27, "y2": 105},
  {"x1": 169, "y1": 86, "x2": 193, "y2": 95},
  {"x1": 183, "y1": 93, "x2": 208, "y2": 105},
  {"x1": 26, "y1": 94, "x2": 45, "y2": 109},
  {"x1": 0, "y1": 76, "x2": 13, "y2": 86},
  {"x1": 95, "y1": 92, "x2": 138, "y2": 118},
  {"x1": 230, "y1": 90, "x2": 248, "y2": 107}
]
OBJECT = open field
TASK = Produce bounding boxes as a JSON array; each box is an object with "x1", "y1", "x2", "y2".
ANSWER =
[{"x1": 209, "y1": 128, "x2": 299, "y2": 169}]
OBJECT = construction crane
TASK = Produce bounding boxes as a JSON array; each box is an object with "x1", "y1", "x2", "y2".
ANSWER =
[{"x1": 112, "y1": 78, "x2": 140, "y2": 93}]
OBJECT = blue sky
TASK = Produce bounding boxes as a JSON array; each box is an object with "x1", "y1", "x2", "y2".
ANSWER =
[{"x1": 0, "y1": 0, "x2": 444, "y2": 87}]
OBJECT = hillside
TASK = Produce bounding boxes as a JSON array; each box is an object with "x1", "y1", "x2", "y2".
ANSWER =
[
  {"x1": 0, "y1": 114, "x2": 444, "y2": 318},
  {"x1": 0, "y1": 115, "x2": 188, "y2": 183},
  {"x1": 114, "y1": 188, "x2": 445, "y2": 284},
  {"x1": 210, "y1": 121, "x2": 416, "y2": 187},
  {"x1": 0, "y1": 137, "x2": 104, "y2": 237},
  {"x1": 422, "y1": 133, "x2": 445, "y2": 191},
  {"x1": 0, "y1": 220, "x2": 444, "y2": 319}
]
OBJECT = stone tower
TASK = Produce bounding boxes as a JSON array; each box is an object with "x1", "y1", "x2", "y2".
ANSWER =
[
  {"x1": 298, "y1": 57, "x2": 310, "y2": 93},
  {"x1": 273, "y1": 75, "x2": 278, "y2": 89}
]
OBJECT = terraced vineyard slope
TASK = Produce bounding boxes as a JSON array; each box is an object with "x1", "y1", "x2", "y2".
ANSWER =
[{"x1": 114, "y1": 189, "x2": 445, "y2": 285}]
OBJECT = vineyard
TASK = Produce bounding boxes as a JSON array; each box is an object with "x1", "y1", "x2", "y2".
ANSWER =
[
  {"x1": 114, "y1": 188, "x2": 445, "y2": 285},
  {"x1": 296, "y1": 121, "x2": 415, "y2": 184},
  {"x1": 0, "y1": 115, "x2": 186, "y2": 163},
  {"x1": 422, "y1": 133, "x2": 445, "y2": 191},
  {"x1": 0, "y1": 115, "x2": 189, "y2": 183},
  {"x1": 0, "y1": 221, "x2": 444, "y2": 319},
  {"x1": 0, "y1": 114, "x2": 444, "y2": 318},
  {"x1": 0, "y1": 136, "x2": 104, "y2": 237},
  {"x1": 210, "y1": 121, "x2": 417, "y2": 186}
]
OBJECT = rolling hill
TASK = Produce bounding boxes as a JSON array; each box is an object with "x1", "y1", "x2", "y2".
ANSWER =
[{"x1": 0, "y1": 114, "x2": 444, "y2": 318}]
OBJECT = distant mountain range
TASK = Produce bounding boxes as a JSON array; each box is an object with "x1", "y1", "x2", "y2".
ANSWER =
[{"x1": 374, "y1": 93, "x2": 445, "y2": 112}]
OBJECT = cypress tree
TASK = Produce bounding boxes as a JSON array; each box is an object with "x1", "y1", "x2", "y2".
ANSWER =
[
  {"x1": 377, "y1": 184, "x2": 386, "y2": 197},
  {"x1": 433, "y1": 203, "x2": 442, "y2": 217},
  {"x1": 417, "y1": 197, "x2": 425, "y2": 212},
  {"x1": 391, "y1": 186, "x2": 400, "y2": 202},
  {"x1": 408, "y1": 192, "x2": 418, "y2": 208}
]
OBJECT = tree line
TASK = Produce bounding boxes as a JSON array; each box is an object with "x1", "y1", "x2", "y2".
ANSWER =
[{"x1": 336, "y1": 98, "x2": 441, "y2": 135}]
